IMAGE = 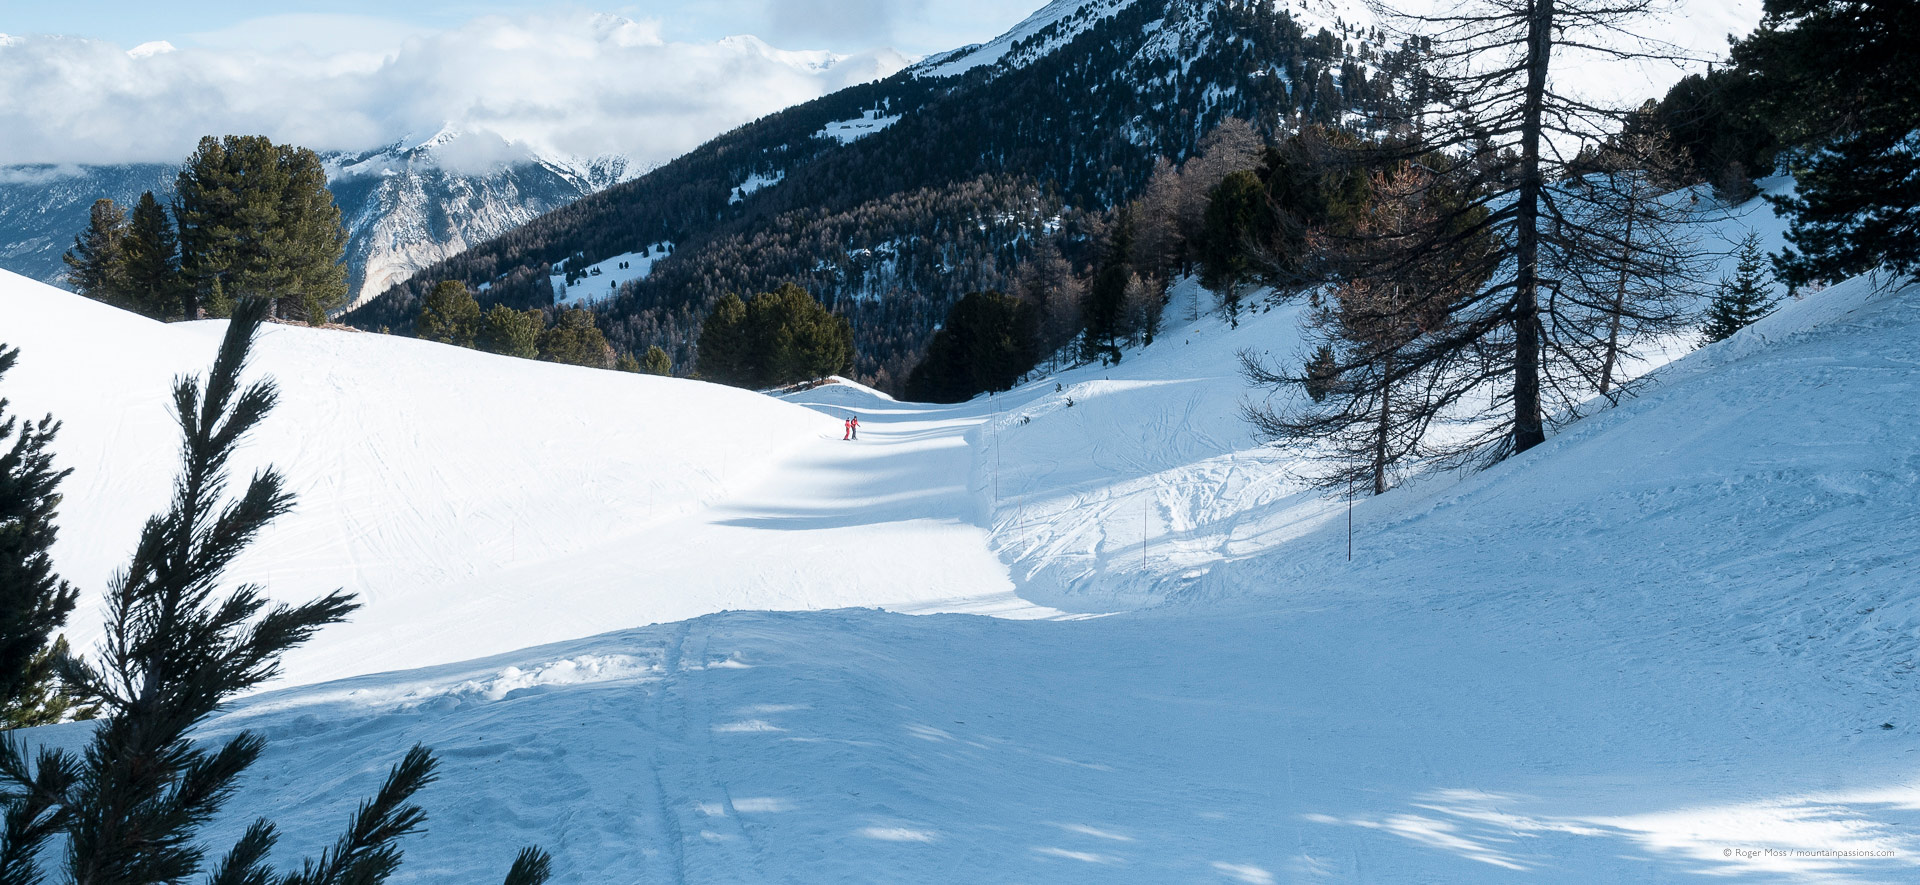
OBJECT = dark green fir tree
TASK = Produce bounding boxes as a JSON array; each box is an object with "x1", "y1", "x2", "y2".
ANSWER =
[
  {"x1": 479, "y1": 305, "x2": 544, "y2": 359},
  {"x1": 1738, "y1": 0, "x2": 1920, "y2": 284},
  {"x1": 174, "y1": 135, "x2": 349, "y2": 324},
  {"x1": 1081, "y1": 209, "x2": 1136, "y2": 363},
  {"x1": 1702, "y1": 233, "x2": 1779, "y2": 343},
  {"x1": 642, "y1": 345, "x2": 674, "y2": 376},
  {"x1": 906, "y1": 290, "x2": 1040, "y2": 403},
  {"x1": 697, "y1": 285, "x2": 852, "y2": 388},
  {"x1": 62, "y1": 199, "x2": 130, "y2": 308},
  {"x1": 1199, "y1": 170, "x2": 1268, "y2": 328},
  {"x1": 540, "y1": 309, "x2": 615, "y2": 368},
  {"x1": 0, "y1": 344, "x2": 81, "y2": 729},
  {"x1": 696, "y1": 293, "x2": 751, "y2": 385},
  {"x1": 417, "y1": 281, "x2": 481, "y2": 348},
  {"x1": 121, "y1": 192, "x2": 184, "y2": 321},
  {"x1": 748, "y1": 283, "x2": 854, "y2": 387}
]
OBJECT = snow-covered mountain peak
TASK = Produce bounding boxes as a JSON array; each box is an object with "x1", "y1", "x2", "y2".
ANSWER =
[
  {"x1": 914, "y1": 0, "x2": 1138, "y2": 77},
  {"x1": 410, "y1": 124, "x2": 467, "y2": 153},
  {"x1": 126, "y1": 40, "x2": 176, "y2": 58},
  {"x1": 912, "y1": 0, "x2": 1382, "y2": 81},
  {"x1": 582, "y1": 11, "x2": 664, "y2": 47},
  {"x1": 717, "y1": 34, "x2": 847, "y2": 72}
]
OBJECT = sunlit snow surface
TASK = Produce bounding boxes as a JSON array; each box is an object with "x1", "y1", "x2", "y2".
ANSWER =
[
  {"x1": 9, "y1": 183, "x2": 1920, "y2": 881},
  {"x1": 0, "y1": 275, "x2": 1062, "y2": 689}
]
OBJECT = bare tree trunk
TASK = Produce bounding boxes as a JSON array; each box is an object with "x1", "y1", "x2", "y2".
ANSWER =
[
  {"x1": 1373, "y1": 353, "x2": 1392, "y2": 495},
  {"x1": 1511, "y1": 0, "x2": 1554, "y2": 453},
  {"x1": 1598, "y1": 186, "x2": 1638, "y2": 395}
]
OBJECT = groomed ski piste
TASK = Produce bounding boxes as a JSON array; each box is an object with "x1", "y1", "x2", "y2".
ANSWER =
[{"x1": 6, "y1": 191, "x2": 1919, "y2": 882}]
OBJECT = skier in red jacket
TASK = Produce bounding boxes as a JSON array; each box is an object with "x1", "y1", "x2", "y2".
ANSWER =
[
  {"x1": 848, "y1": 415, "x2": 860, "y2": 440},
  {"x1": 843, "y1": 416, "x2": 853, "y2": 440}
]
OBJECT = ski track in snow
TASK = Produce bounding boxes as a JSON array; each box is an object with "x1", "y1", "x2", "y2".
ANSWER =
[{"x1": 8, "y1": 187, "x2": 1920, "y2": 881}]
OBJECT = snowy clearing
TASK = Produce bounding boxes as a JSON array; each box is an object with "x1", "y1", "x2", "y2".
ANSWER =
[
  {"x1": 731, "y1": 171, "x2": 785, "y2": 204},
  {"x1": 813, "y1": 111, "x2": 902, "y2": 144},
  {"x1": 551, "y1": 242, "x2": 673, "y2": 305}
]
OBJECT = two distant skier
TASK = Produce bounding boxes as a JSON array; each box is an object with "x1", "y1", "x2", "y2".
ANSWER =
[{"x1": 843, "y1": 415, "x2": 860, "y2": 440}]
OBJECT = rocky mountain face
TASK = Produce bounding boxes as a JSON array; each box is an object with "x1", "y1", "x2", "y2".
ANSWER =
[
  {"x1": 0, "y1": 136, "x2": 633, "y2": 309},
  {"x1": 0, "y1": 163, "x2": 177, "y2": 289}
]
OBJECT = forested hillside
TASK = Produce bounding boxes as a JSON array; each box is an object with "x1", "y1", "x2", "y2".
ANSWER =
[{"x1": 346, "y1": 0, "x2": 1412, "y2": 386}]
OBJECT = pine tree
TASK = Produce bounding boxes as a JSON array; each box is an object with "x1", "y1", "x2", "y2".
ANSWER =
[
  {"x1": 62, "y1": 199, "x2": 130, "y2": 307},
  {"x1": 417, "y1": 281, "x2": 481, "y2": 348},
  {"x1": 174, "y1": 135, "x2": 349, "y2": 324},
  {"x1": 539, "y1": 309, "x2": 615, "y2": 368},
  {"x1": 642, "y1": 345, "x2": 673, "y2": 376},
  {"x1": 0, "y1": 300, "x2": 550, "y2": 885},
  {"x1": 478, "y1": 305, "x2": 543, "y2": 359},
  {"x1": 696, "y1": 293, "x2": 751, "y2": 385},
  {"x1": 1176, "y1": 120, "x2": 1266, "y2": 256},
  {"x1": 905, "y1": 291, "x2": 1040, "y2": 403},
  {"x1": 1082, "y1": 210, "x2": 1136, "y2": 361},
  {"x1": 1736, "y1": 0, "x2": 1920, "y2": 284},
  {"x1": 0, "y1": 344, "x2": 81, "y2": 729},
  {"x1": 1199, "y1": 171, "x2": 1264, "y2": 327},
  {"x1": 121, "y1": 192, "x2": 184, "y2": 321},
  {"x1": 748, "y1": 283, "x2": 854, "y2": 387},
  {"x1": 203, "y1": 277, "x2": 234, "y2": 320},
  {"x1": 698, "y1": 286, "x2": 852, "y2": 388},
  {"x1": 1702, "y1": 233, "x2": 1778, "y2": 343},
  {"x1": 5, "y1": 637, "x2": 93, "y2": 728},
  {"x1": 615, "y1": 352, "x2": 643, "y2": 373}
]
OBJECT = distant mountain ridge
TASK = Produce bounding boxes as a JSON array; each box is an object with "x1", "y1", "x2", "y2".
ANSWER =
[
  {"x1": 0, "y1": 134, "x2": 636, "y2": 308},
  {"x1": 347, "y1": 0, "x2": 1414, "y2": 386}
]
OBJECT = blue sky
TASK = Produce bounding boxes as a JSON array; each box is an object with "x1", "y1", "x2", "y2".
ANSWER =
[
  {"x1": 0, "y1": 0, "x2": 1759, "y2": 168},
  {"x1": 0, "y1": 1, "x2": 1051, "y2": 166},
  {"x1": 2, "y1": 0, "x2": 1043, "y2": 57}
]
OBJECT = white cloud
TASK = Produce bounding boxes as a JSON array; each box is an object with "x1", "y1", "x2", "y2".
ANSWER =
[
  {"x1": 125, "y1": 41, "x2": 175, "y2": 59},
  {"x1": 0, "y1": 11, "x2": 911, "y2": 168}
]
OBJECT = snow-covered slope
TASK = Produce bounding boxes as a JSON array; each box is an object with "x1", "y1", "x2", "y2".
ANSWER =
[
  {"x1": 984, "y1": 185, "x2": 1797, "y2": 612},
  {"x1": 0, "y1": 271, "x2": 1056, "y2": 687},
  {"x1": 13, "y1": 190, "x2": 1917, "y2": 880},
  {"x1": 22, "y1": 259, "x2": 1916, "y2": 882},
  {"x1": 914, "y1": 0, "x2": 1138, "y2": 77},
  {"x1": 911, "y1": 0, "x2": 1378, "y2": 79}
]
